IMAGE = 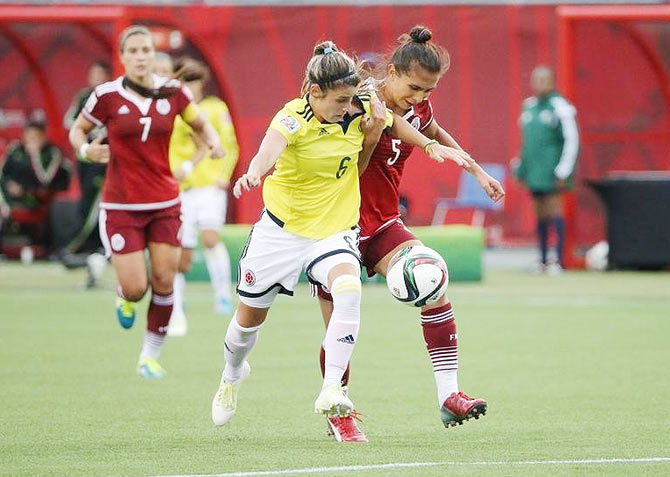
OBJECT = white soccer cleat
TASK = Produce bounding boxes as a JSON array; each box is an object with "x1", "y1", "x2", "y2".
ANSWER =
[
  {"x1": 546, "y1": 262, "x2": 564, "y2": 276},
  {"x1": 314, "y1": 383, "x2": 354, "y2": 417},
  {"x1": 211, "y1": 361, "x2": 251, "y2": 426}
]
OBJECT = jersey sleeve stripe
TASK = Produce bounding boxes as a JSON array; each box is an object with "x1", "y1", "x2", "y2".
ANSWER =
[
  {"x1": 420, "y1": 117, "x2": 434, "y2": 131},
  {"x1": 81, "y1": 109, "x2": 104, "y2": 128}
]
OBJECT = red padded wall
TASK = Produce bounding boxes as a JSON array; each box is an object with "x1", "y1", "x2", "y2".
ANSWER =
[{"x1": 1, "y1": 5, "x2": 668, "y2": 248}]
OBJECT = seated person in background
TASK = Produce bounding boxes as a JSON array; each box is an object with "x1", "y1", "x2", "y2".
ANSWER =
[{"x1": 0, "y1": 119, "x2": 71, "y2": 255}]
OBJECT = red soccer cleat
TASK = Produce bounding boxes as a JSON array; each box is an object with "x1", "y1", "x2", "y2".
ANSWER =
[
  {"x1": 440, "y1": 391, "x2": 487, "y2": 428},
  {"x1": 327, "y1": 411, "x2": 368, "y2": 442}
]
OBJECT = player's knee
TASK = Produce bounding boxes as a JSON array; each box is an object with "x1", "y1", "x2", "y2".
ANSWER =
[
  {"x1": 422, "y1": 292, "x2": 450, "y2": 312},
  {"x1": 179, "y1": 263, "x2": 192, "y2": 274},
  {"x1": 151, "y1": 271, "x2": 175, "y2": 294},
  {"x1": 201, "y1": 233, "x2": 219, "y2": 249},
  {"x1": 330, "y1": 274, "x2": 361, "y2": 317},
  {"x1": 179, "y1": 257, "x2": 193, "y2": 274},
  {"x1": 331, "y1": 274, "x2": 361, "y2": 296},
  {"x1": 121, "y1": 283, "x2": 147, "y2": 302}
]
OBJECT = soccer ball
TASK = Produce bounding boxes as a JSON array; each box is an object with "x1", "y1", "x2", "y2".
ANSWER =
[{"x1": 385, "y1": 246, "x2": 449, "y2": 307}]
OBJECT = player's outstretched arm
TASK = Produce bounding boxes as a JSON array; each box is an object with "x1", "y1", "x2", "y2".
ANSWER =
[
  {"x1": 390, "y1": 114, "x2": 472, "y2": 169},
  {"x1": 233, "y1": 129, "x2": 287, "y2": 199},
  {"x1": 69, "y1": 116, "x2": 110, "y2": 164},
  {"x1": 424, "y1": 119, "x2": 504, "y2": 202}
]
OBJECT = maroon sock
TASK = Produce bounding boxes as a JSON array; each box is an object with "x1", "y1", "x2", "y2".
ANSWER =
[
  {"x1": 421, "y1": 303, "x2": 458, "y2": 374},
  {"x1": 147, "y1": 291, "x2": 174, "y2": 336},
  {"x1": 319, "y1": 346, "x2": 350, "y2": 386}
]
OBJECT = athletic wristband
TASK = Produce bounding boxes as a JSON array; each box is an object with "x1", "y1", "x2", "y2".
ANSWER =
[
  {"x1": 180, "y1": 160, "x2": 195, "y2": 176},
  {"x1": 423, "y1": 140, "x2": 438, "y2": 154},
  {"x1": 79, "y1": 143, "x2": 90, "y2": 159}
]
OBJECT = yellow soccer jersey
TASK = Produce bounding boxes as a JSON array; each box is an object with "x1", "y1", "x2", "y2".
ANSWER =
[
  {"x1": 263, "y1": 92, "x2": 393, "y2": 239},
  {"x1": 169, "y1": 96, "x2": 239, "y2": 191}
]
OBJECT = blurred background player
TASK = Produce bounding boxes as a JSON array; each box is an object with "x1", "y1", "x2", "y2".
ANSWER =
[
  {"x1": 317, "y1": 26, "x2": 504, "y2": 440},
  {"x1": 154, "y1": 52, "x2": 174, "y2": 78},
  {"x1": 68, "y1": 25, "x2": 223, "y2": 379},
  {"x1": 168, "y1": 57, "x2": 239, "y2": 337},
  {"x1": 211, "y1": 40, "x2": 473, "y2": 432},
  {"x1": 514, "y1": 65, "x2": 579, "y2": 274},
  {"x1": 0, "y1": 118, "x2": 71, "y2": 257},
  {"x1": 62, "y1": 60, "x2": 112, "y2": 285}
]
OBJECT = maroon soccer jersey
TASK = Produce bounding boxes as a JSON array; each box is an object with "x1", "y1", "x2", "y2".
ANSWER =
[
  {"x1": 82, "y1": 76, "x2": 192, "y2": 210},
  {"x1": 359, "y1": 99, "x2": 434, "y2": 237}
]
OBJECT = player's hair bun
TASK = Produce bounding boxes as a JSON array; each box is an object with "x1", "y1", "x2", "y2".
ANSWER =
[
  {"x1": 409, "y1": 26, "x2": 432, "y2": 43},
  {"x1": 390, "y1": 25, "x2": 448, "y2": 75},
  {"x1": 314, "y1": 41, "x2": 339, "y2": 56}
]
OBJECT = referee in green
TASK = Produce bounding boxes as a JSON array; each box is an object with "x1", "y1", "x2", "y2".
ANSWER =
[{"x1": 515, "y1": 66, "x2": 579, "y2": 273}]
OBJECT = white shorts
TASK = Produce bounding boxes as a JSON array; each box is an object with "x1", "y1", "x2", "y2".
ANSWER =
[
  {"x1": 237, "y1": 210, "x2": 361, "y2": 308},
  {"x1": 180, "y1": 186, "x2": 227, "y2": 249}
]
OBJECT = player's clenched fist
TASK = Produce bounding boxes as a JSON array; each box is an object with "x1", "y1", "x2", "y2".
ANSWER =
[
  {"x1": 209, "y1": 143, "x2": 225, "y2": 159},
  {"x1": 233, "y1": 173, "x2": 261, "y2": 198},
  {"x1": 87, "y1": 136, "x2": 110, "y2": 164},
  {"x1": 360, "y1": 95, "x2": 387, "y2": 142}
]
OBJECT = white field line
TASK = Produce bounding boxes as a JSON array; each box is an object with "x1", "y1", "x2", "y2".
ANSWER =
[{"x1": 153, "y1": 457, "x2": 670, "y2": 477}]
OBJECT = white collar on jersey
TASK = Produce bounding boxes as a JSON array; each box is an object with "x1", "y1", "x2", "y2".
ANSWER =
[{"x1": 115, "y1": 74, "x2": 167, "y2": 116}]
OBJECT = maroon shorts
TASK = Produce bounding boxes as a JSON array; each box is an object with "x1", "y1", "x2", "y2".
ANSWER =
[
  {"x1": 99, "y1": 204, "x2": 182, "y2": 257},
  {"x1": 317, "y1": 219, "x2": 417, "y2": 301},
  {"x1": 360, "y1": 219, "x2": 418, "y2": 276}
]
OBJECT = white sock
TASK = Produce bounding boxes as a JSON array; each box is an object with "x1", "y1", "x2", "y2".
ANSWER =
[
  {"x1": 139, "y1": 331, "x2": 165, "y2": 360},
  {"x1": 204, "y1": 242, "x2": 232, "y2": 301},
  {"x1": 223, "y1": 313, "x2": 261, "y2": 382},
  {"x1": 436, "y1": 371, "x2": 459, "y2": 405},
  {"x1": 171, "y1": 272, "x2": 186, "y2": 321},
  {"x1": 322, "y1": 275, "x2": 361, "y2": 390}
]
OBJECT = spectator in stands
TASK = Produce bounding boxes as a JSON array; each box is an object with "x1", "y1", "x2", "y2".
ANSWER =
[
  {"x1": 514, "y1": 66, "x2": 579, "y2": 274},
  {"x1": 0, "y1": 119, "x2": 71, "y2": 254}
]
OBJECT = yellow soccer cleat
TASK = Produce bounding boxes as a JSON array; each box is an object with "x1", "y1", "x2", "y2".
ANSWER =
[{"x1": 136, "y1": 357, "x2": 166, "y2": 379}]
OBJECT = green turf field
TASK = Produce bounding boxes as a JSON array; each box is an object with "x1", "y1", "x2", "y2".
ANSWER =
[{"x1": 1, "y1": 262, "x2": 669, "y2": 477}]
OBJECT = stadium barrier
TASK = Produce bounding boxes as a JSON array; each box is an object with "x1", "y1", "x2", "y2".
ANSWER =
[{"x1": 185, "y1": 224, "x2": 484, "y2": 284}]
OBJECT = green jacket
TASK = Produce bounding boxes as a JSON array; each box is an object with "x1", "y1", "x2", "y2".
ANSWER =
[
  {"x1": 516, "y1": 91, "x2": 579, "y2": 192},
  {"x1": 0, "y1": 143, "x2": 71, "y2": 209}
]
